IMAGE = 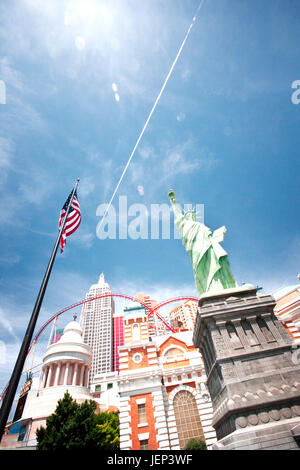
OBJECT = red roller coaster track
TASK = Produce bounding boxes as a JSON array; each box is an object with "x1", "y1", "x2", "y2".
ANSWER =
[
  {"x1": 1, "y1": 293, "x2": 198, "y2": 400},
  {"x1": 29, "y1": 293, "x2": 198, "y2": 352}
]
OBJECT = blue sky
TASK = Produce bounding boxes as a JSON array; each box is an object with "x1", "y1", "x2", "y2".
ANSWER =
[{"x1": 0, "y1": 0, "x2": 300, "y2": 394}]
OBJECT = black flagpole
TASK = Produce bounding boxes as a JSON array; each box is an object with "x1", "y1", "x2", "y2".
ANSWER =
[{"x1": 0, "y1": 178, "x2": 80, "y2": 442}]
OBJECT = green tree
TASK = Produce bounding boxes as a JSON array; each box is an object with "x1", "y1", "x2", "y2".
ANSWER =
[
  {"x1": 184, "y1": 438, "x2": 207, "y2": 450},
  {"x1": 36, "y1": 391, "x2": 119, "y2": 450},
  {"x1": 93, "y1": 410, "x2": 120, "y2": 450}
]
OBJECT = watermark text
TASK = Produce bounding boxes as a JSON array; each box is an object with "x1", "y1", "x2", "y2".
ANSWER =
[
  {"x1": 291, "y1": 80, "x2": 300, "y2": 104},
  {"x1": 96, "y1": 196, "x2": 204, "y2": 240},
  {"x1": 0, "y1": 80, "x2": 6, "y2": 104}
]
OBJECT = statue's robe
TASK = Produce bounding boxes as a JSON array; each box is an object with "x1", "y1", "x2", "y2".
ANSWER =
[{"x1": 175, "y1": 213, "x2": 237, "y2": 296}]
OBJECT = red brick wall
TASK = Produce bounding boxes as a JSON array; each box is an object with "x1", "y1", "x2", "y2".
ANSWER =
[
  {"x1": 127, "y1": 347, "x2": 151, "y2": 370},
  {"x1": 129, "y1": 393, "x2": 158, "y2": 450},
  {"x1": 158, "y1": 336, "x2": 195, "y2": 357},
  {"x1": 166, "y1": 382, "x2": 196, "y2": 397}
]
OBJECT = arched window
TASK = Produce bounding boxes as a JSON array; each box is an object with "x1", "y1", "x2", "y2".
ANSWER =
[
  {"x1": 132, "y1": 323, "x2": 140, "y2": 341},
  {"x1": 173, "y1": 390, "x2": 205, "y2": 449},
  {"x1": 164, "y1": 347, "x2": 185, "y2": 362}
]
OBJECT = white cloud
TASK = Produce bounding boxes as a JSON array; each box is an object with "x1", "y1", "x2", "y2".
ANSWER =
[
  {"x1": 0, "y1": 57, "x2": 25, "y2": 93},
  {"x1": 0, "y1": 136, "x2": 14, "y2": 168},
  {"x1": 72, "y1": 231, "x2": 94, "y2": 249},
  {"x1": 163, "y1": 150, "x2": 199, "y2": 174},
  {"x1": 181, "y1": 68, "x2": 192, "y2": 81},
  {"x1": 0, "y1": 193, "x2": 23, "y2": 225},
  {"x1": 45, "y1": 270, "x2": 94, "y2": 310},
  {"x1": 78, "y1": 177, "x2": 96, "y2": 198},
  {"x1": 0, "y1": 59, "x2": 48, "y2": 138},
  {"x1": 0, "y1": 342, "x2": 21, "y2": 391},
  {"x1": 138, "y1": 144, "x2": 155, "y2": 160},
  {"x1": 18, "y1": 167, "x2": 54, "y2": 205},
  {"x1": 0, "y1": 252, "x2": 21, "y2": 265},
  {"x1": 0, "y1": 307, "x2": 20, "y2": 343},
  {"x1": 161, "y1": 141, "x2": 199, "y2": 178},
  {"x1": 129, "y1": 161, "x2": 145, "y2": 184},
  {"x1": 64, "y1": 11, "x2": 70, "y2": 26},
  {"x1": 114, "y1": 278, "x2": 197, "y2": 305},
  {"x1": 176, "y1": 112, "x2": 186, "y2": 122},
  {"x1": 75, "y1": 36, "x2": 86, "y2": 50},
  {"x1": 160, "y1": 140, "x2": 218, "y2": 182}
]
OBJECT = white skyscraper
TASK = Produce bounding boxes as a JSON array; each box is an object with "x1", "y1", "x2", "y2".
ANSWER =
[{"x1": 81, "y1": 273, "x2": 114, "y2": 384}]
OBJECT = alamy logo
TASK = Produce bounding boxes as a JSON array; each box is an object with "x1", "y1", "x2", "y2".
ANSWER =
[
  {"x1": 96, "y1": 196, "x2": 204, "y2": 240},
  {"x1": 291, "y1": 80, "x2": 300, "y2": 105},
  {"x1": 0, "y1": 80, "x2": 6, "y2": 104}
]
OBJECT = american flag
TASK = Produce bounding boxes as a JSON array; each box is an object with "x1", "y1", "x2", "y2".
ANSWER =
[{"x1": 59, "y1": 189, "x2": 81, "y2": 253}]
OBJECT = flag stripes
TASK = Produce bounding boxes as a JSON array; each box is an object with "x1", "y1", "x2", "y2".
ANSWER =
[{"x1": 59, "y1": 190, "x2": 81, "y2": 252}]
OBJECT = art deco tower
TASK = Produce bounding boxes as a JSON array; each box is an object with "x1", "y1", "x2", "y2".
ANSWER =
[{"x1": 81, "y1": 273, "x2": 114, "y2": 384}]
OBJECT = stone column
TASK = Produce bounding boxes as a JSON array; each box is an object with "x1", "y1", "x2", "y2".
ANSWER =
[
  {"x1": 262, "y1": 313, "x2": 285, "y2": 343},
  {"x1": 216, "y1": 320, "x2": 232, "y2": 350},
  {"x1": 84, "y1": 367, "x2": 89, "y2": 387},
  {"x1": 46, "y1": 364, "x2": 53, "y2": 388},
  {"x1": 207, "y1": 320, "x2": 224, "y2": 357},
  {"x1": 41, "y1": 367, "x2": 48, "y2": 388},
  {"x1": 64, "y1": 362, "x2": 70, "y2": 386},
  {"x1": 82, "y1": 367, "x2": 86, "y2": 387},
  {"x1": 152, "y1": 389, "x2": 170, "y2": 450},
  {"x1": 119, "y1": 396, "x2": 132, "y2": 450},
  {"x1": 248, "y1": 316, "x2": 268, "y2": 345},
  {"x1": 54, "y1": 363, "x2": 61, "y2": 386},
  {"x1": 79, "y1": 364, "x2": 85, "y2": 386},
  {"x1": 72, "y1": 363, "x2": 78, "y2": 386},
  {"x1": 59, "y1": 363, "x2": 65, "y2": 386},
  {"x1": 231, "y1": 319, "x2": 251, "y2": 349}
]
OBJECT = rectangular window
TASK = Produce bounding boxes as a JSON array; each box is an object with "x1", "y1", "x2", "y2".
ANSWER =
[
  {"x1": 138, "y1": 403, "x2": 147, "y2": 425},
  {"x1": 140, "y1": 439, "x2": 148, "y2": 450}
]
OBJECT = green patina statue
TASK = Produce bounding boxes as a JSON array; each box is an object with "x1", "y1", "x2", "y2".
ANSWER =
[{"x1": 168, "y1": 189, "x2": 238, "y2": 298}]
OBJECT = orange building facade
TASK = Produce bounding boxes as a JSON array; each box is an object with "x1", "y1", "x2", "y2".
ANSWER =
[
  {"x1": 118, "y1": 309, "x2": 217, "y2": 450},
  {"x1": 168, "y1": 300, "x2": 198, "y2": 331},
  {"x1": 273, "y1": 283, "x2": 300, "y2": 344}
]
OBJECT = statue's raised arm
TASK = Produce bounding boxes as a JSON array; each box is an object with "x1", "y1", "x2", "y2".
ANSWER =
[
  {"x1": 168, "y1": 189, "x2": 238, "y2": 298},
  {"x1": 168, "y1": 189, "x2": 184, "y2": 234}
]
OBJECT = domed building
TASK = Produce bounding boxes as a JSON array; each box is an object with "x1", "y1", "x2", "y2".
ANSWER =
[{"x1": 17, "y1": 315, "x2": 100, "y2": 444}]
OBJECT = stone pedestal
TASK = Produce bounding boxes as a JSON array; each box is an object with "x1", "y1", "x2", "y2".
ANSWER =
[{"x1": 193, "y1": 286, "x2": 300, "y2": 450}]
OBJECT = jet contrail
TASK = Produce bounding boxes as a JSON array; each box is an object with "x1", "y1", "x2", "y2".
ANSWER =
[{"x1": 98, "y1": 0, "x2": 205, "y2": 230}]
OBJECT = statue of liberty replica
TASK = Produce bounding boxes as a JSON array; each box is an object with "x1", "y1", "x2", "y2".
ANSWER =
[
  {"x1": 168, "y1": 189, "x2": 238, "y2": 297},
  {"x1": 169, "y1": 189, "x2": 300, "y2": 451}
]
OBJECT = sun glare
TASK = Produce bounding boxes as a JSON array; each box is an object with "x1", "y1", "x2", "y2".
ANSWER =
[
  {"x1": 75, "y1": 0, "x2": 97, "y2": 19},
  {"x1": 65, "y1": 0, "x2": 116, "y2": 51},
  {"x1": 67, "y1": 0, "x2": 114, "y2": 28}
]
